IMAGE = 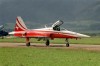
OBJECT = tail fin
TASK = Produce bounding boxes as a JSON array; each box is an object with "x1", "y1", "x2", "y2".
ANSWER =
[
  {"x1": 0, "y1": 25, "x2": 4, "y2": 30},
  {"x1": 15, "y1": 16, "x2": 28, "y2": 31}
]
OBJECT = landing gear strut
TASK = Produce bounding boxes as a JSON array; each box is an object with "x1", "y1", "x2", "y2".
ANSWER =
[
  {"x1": 45, "y1": 39, "x2": 50, "y2": 46},
  {"x1": 65, "y1": 38, "x2": 69, "y2": 47},
  {"x1": 26, "y1": 37, "x2": 30, "y2": 46}
]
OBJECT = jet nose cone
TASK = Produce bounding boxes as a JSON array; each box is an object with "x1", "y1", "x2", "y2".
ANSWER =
[
  {"x1": 77, "y1": 33, "x2": 90, "y2": 38},
  {"x1": 82, "y1": 35, "x2": 90, "y2": 37}
]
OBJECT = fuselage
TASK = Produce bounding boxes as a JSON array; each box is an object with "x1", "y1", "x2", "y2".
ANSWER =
[{"x1": 12, "y1": 27, "x2": 90, "y2": 39}]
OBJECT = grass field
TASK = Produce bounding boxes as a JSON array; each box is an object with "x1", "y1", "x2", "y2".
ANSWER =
[
  {"x1": 0, "y1": 37, "x2": 100, "y2": 45},
  {"x1": 0, "y1": 47, "x2": 100, "y2": 66},
  {"x1": 0, "y1": 37, "x2": 100, "y2": 66}
]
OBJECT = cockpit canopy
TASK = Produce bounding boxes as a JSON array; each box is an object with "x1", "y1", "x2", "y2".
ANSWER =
[{"x1": 52, "y1": 20, "x2": 63, "y2": 31}]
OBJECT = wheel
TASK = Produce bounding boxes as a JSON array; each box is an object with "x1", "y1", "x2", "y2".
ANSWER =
[
  {"x1": 66, "y1": 43, "x2": 69, "y2": 47},
  {"x1": 46, "y1": 39, "x2": 50, "y2": 46},
  {"x1": 26, "y1": 42, "x2": 30, "y2": 46}
]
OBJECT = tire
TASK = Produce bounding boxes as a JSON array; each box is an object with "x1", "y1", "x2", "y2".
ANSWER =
[
  {"x1": 66, "y1": 43, "x2": 69, "y2": 47},
  {"x1": 26, "y1": 42, "x2": 30, "y2": 46},
  {"x1": 46, "y1": 39, "x2": 50, "y2": 46}
]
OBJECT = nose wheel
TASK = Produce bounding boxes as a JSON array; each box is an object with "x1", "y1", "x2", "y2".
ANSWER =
[{"x1": 65, "y1": 38, "x2": 69, "y2": 47}]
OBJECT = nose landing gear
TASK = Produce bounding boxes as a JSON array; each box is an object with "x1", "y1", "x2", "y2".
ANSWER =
[{"x1": 65, "y1": 38, "x2": 69, "y2": 47}]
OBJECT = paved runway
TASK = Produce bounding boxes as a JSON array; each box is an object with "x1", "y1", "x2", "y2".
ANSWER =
[{"x1": 0, "y1": 43, "x2": 100, "y2": 51}]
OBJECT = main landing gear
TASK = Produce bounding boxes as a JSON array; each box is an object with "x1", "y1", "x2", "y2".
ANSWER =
[
  {"x1": 65, "y1": 38, "x2": 69, "y2": 47},
  {"x1": 26, "y1": 38, "x2": 30, "y2": 46},
  {"x1": 25, "y1": 37, "x2": 50, "y2": 47},
  {"x1": 26, "y1": 42, "x2": 30, "y2": 46},
  {"x1": 45, "y1": 39, "x2": 50, "y2": 46}
]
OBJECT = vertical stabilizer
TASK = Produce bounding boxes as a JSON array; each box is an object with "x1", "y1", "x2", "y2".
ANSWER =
[
  {"x1": 15, "y1": 16, "x2": 28, "y2": 31},
  {"x1": 0, "y1": 25, "x2": 4, "y2": 30}
]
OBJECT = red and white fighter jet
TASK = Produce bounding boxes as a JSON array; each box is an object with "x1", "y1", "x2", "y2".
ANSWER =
[{"x1": 9, "y1": 16, "x2": 90, "y2": 47}]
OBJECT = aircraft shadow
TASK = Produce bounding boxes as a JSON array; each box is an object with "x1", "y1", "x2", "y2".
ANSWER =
[{"x1": 19, "y1": 44, "x2": 65, "y2": 47}]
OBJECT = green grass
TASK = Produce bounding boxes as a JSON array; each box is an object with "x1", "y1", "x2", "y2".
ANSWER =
[
  {"x1": 0, "y1": 47, "x2": 100, "y2": 66},
  {"x1": 69, "y1": 37, "x2": 100, "y2": 44},
  {"x1": 0, "y1": 37, "x2": 100, "y2": 45}
]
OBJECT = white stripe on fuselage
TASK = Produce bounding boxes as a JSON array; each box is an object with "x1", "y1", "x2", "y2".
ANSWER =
[{"x1": 32, "y1": 28, "x2": 90, "y2": 38}]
